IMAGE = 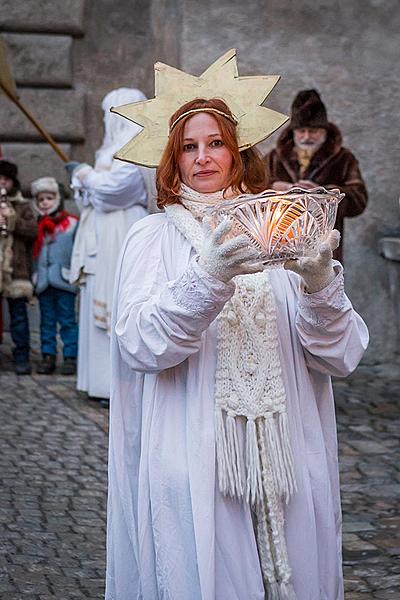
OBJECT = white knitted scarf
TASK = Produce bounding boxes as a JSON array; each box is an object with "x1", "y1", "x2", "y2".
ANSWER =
[{"x1": 166, "y1": 185, "x2": 297, "y2": 599}]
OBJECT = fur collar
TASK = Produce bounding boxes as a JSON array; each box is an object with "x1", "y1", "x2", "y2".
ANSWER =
[
  {"x1": 7, "y1": 190, "x2": 26, "y2": 204},
  {"x1": 274, "y1": 122, "x2": 344, "y2": 180}
]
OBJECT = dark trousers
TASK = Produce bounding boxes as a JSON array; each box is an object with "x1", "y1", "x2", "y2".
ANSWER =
[
  {"x1": 7, "y1": 297, "x2": 30, "y2": 364},
  {"x1": 38, "y1": 287, "x2": 78, "y2": 358}
]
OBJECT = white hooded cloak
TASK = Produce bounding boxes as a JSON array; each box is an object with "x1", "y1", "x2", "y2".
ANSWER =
[{"x1": 70, "y1": 88, "x2": 150, "y2": 398}]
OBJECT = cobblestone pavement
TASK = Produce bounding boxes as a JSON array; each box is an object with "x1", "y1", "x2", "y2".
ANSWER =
[
  {"x1": 1, "y1": 335, "x2": 108, "y2": 600},
  {"x1": 0, "y1": 334, "x2": 399, "y2": 599},
  {"x1": 336, "y1": 362, "x2": 400, "y2": 599}
]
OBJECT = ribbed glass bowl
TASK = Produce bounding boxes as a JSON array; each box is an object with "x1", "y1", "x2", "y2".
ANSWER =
[{"x1": 211, "y1": 187, "x2": 344, "y2": 266}]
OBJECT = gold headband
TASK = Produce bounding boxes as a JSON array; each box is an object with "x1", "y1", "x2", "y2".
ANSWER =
[
  {"x1": 112, "y1": 49, "x2": 288, "y2": 167},
  {"x1": 169, "y1": 108, "x2": 238, "y2": 131}
]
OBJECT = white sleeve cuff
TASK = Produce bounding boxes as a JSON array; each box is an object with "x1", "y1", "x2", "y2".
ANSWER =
[{"x1": 167, "y1": 256, "x2": 235, "y2": 317}]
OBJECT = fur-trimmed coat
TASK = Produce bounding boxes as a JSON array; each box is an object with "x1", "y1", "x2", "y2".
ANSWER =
[
  {"x1": 264, "y1": 123, "x2": 368, "y2": 262},
  {"x1": 2, "y1": 191, "x2": 37, "y2": 298}
]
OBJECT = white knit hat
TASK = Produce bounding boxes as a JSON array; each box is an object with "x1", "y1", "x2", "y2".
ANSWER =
[
  {"x1": 31, "y1": 177, "x2": 61, "y2": 216},
  {"x1": 31, "y1": 176, "x2": 59, "y2": 197}
]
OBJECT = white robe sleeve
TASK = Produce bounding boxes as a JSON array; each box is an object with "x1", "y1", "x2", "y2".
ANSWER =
[
  {"x1": 75, "y1": 162, "x2": 147, "y2": 212},
  {"x1": 114, "y1": 219, "x2": 235, "y2": 373},
  {"x1": 294, "y1": 264, "x2": 369, "y2": 377}
]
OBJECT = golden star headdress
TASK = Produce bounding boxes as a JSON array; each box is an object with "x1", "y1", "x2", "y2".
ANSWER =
[{"x1": 111, "y1": 48, "x2": 288, "y2": 167}]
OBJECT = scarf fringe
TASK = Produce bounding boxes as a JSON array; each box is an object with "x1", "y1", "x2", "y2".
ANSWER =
[
  {"x1": 257, "y1": 425, "x2": 293, "y2": 586},
  {"x1": 266, "y1": 581, "x2": 297, "y2": 600},
  {"x1": 226, "y1": 413, "x2": 245, "y2": 496},
  {"x1": 256, "y1": 499, "x2": 277, "y2": 585},
  {"x1": 246, "y1": 418, "x2": 264, "y2": 504},
  {"x1": 216, "y1": 408, "x2": 296, "y2": 506},
  {"x1": 256, "y1": 498, "x2": 296, "y2": 598},
  {"x1": 215, "y1": 409, "x2": 234, "y2": 496}
]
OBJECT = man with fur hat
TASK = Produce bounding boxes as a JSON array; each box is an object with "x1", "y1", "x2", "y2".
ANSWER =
[
  {"x1": 264, "y1": 89, "x2": 368, "y2": 262},
  {"x1": 0, "y1": 159, "x2": 37, "y2": 374},
  {"x1": 31, "y1": 176, "x2": 79, "y2": 375}
]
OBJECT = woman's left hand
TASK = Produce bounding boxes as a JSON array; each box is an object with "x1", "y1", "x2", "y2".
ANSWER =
[
  {"x1": 284, "y1": 230, "x2": 340, "y2": 293},
  {"x1": 65, "y1": 162, "x2": 92, "y2": 183}
]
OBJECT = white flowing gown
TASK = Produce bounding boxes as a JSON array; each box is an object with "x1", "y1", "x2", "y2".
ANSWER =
[
  {"x1": 72, "y1": 162, "x2": 148, "y2": 398},
  {"x1": 106, "y1": 212, "x2": 369, "y2": 600}
]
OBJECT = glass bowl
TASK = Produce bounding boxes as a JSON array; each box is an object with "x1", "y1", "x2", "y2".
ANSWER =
[{"x1": 210, "y1": 187, "x2": 344, "y2": 267}]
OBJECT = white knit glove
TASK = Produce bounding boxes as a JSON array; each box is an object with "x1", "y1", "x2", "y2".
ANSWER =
[
  {"x1": 72, "y1": 163, "x2": 92, "y2": 183},
  {"x1": 199, "y1": 218, "x2": 263, "y2": 283},
  {"x1": 284, "y1": 230, "x2": 341, "y2": 293}
]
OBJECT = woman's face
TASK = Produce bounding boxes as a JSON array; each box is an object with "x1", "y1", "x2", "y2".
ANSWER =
[{"x1": 178, "y1": 112, "x2": 233, "y2": 193}]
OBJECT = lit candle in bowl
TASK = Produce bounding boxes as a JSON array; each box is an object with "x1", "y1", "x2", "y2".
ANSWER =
[{"x1": 212, "y1": 187, "x2": 344, "y2": 267}]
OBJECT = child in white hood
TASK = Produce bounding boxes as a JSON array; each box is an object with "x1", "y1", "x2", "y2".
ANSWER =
[{"x1": 31, "y1": 177, "x2": 79, "y2": 375}]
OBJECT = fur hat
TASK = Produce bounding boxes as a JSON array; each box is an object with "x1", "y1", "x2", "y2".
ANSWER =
[
  {"x1": 290, "y1": 89, "x2": 328, "y2": 129},
  {"x1": 31, "y1": 177, "x2": 61, "y2": 216},
  {"x1": 31, "y1": 176, "x2": 59, "y2": 197},
  {"x1": 0, "y1": 160, "x2": 20, "y2": 190}
]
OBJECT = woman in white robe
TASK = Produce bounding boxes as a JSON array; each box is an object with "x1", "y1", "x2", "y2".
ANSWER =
[
  {"x1": 106, "y1": 98, "x2": 368, "y2": 599},
  {"x1": 70, "y1": 88, "x2": 149, "y2": 399}
]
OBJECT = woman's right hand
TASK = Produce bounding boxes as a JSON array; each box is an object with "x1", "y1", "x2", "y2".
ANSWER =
[{"x1": 198, "y1": 217, "x2": 263, "y2": 283}]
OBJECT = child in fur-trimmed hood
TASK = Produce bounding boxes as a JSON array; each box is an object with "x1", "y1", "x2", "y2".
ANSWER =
[
  {"x1": 0, "y1": 159, "x2": 37, "y2": 375},
  {"x1": 31, "y1": 176, "x2": 79, "y2": 375}
]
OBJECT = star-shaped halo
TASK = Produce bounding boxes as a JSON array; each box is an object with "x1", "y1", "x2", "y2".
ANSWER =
[{"x1": 111, "y1": 48, "x2": 288, "y2": 167}]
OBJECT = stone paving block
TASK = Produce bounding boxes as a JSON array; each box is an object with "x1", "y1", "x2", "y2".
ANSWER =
[
  {"x1": 1, "y1": 33, "x2": 73, "y2": 87},
  {"x1": 380, "y1": 516, "x2": 400, "y2": 529},
  {"x1": 367, "y1": 575, "x2": 400, "y2": 590},
  {"x1": 0, "y1": 0, "x2": 85, "y2": 36},
  {"x1": 373, "y1": 590, "x2": 400, "y2": 598},
  {"x1": 349, "y1": 440, "x2": 392, "y2": 454},
  {"x1": 343, "y1": 534, "x2": 378, "y2": 551},
  {"x1": 370, "y1": 537, "x2": 400, "y2": 554},
  {"x1": 367, "y1": 484, "x2": 400, "y2": 498},
  {"x1": 342, "y1": 521, "x2": 374, "y2": 533},
  {"x1": 0, "y1": 89, "x2": 85, "y2": 142},
  {"x1": 16, "y1": 582, "x2": 51, "y2": 594},
  {"x1": 344, "y1": 576, "x2": 370, "y2": 592},
  {"x1": 345, "y1": 594, "x2": 373, "y2": 599}
]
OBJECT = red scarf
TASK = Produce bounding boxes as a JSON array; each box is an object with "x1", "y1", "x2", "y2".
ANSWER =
[{"x1": 33, "y1": 210, "x2": 78, "y2": 259}]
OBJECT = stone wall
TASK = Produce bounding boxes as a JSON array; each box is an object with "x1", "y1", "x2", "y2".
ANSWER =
[
  {"x1": 0, "y1": 0, "x2": 181, "y2": 183},
  {"x1": 72, "y1": 0, "x2": 181, "y2": 163},
  {"x1": 0, "y1": 0, "x2": 85, "y2": 187},
  {"x1": 1, "y1": 0, "x2": 398, "y2": 363}
]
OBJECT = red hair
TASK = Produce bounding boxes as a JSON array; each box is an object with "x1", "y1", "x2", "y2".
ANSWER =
[{"x1": 156, "y1": 98, "x2": 268, "y2": 208}]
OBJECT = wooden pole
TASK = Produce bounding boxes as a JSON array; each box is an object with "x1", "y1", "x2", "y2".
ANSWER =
[{"x1": 0, "y1": 82, "x2": 69, "y2": 163}]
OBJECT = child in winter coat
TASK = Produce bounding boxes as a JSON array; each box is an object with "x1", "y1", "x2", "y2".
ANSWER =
[
  {"x1": 0, "y1": 160, "x2": 37, "y2": 375},
  {"x1": 31, "y1": 177, "x2": 79, "y2": 375}
]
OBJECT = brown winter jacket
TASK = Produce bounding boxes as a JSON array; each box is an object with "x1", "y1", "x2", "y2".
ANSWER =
[
  {"x1": 7, "y1": 191, "x2": 38, "y2": 297},
  {"x1": 263, "y1": 123, "x2": 368, "y2": 262}
]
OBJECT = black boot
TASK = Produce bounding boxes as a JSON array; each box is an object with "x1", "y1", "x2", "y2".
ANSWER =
[
  {"x1": 15, "y1": 361, "x2": 32, "y2": 375},
  {"x1": 36, "y1": 354, "x2": 56, "y2": 374},
  {"x1": 60, "y1": 357, "x2": 77, "y2": 376}
]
